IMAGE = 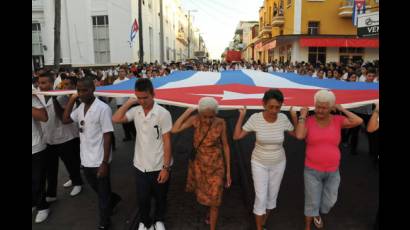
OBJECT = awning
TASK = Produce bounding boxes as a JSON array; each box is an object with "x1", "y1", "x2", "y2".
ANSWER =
[
  {"x1": 262, "y1": 40, "x2": 276, "y2": 51},
  {"x1": 299, "y1": 37, "x2": 379, "y2": 48}
]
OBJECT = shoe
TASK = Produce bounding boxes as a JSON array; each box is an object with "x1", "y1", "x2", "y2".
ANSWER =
[
  {"x1": 109, "y1": 194, "x2": 122, "y2": 216},
  {"x1": 154, "y1": 221, "x2": 166, "y2": 230},
  {"x1": 138, "y1": 223, "x2": 147, "y2": 230},
  {"x1": 313, "y1": 216, "x2": 324, "y2": 229},
  {"x1": 35, "y1": 209, "x2": 50, "y2": 223},
  {"x1": 63, "y1": 179, "x2": 73, "y2": 187},
  {"x1": 98, "y1": 224, "x2": 110, "y2": 230},
  {"x1": 70, "y1": 185, "x2": 82, "y2": 196},
  {"x1": 46, "y1": 197, "x2": 57, "y2": 203}
]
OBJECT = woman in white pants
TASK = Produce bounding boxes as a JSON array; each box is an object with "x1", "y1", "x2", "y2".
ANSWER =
[{"x1": 234, "y1": 89, "x2": 296, "y2": 230}]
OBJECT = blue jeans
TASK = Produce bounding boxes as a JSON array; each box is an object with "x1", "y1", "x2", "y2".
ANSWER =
[{"x1": 304, "y1": 166, "x2": 340, "y2": 217}]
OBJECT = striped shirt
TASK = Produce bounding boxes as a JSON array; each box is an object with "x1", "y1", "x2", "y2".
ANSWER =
[{"x1": 243, "y1": 112, "x2": 294, "y2": 166}]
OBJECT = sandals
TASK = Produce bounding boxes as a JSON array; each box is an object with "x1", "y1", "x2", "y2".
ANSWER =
[{"x1": 313, "y1": 216, "x2": 324, "y2": 229}]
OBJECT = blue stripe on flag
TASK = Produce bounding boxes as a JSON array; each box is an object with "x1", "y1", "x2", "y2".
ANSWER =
[
  {"x1": 97, "y1": 78, "x2": 138, "y2": 91},
  {"x1": 151, "y1": 70, "x2": 197, "y2": 88},
  {"x1": 269, "y1": 72, "x2": 379, "y2": 90},
  {"x1": 216, "y1": 70, "x2": 255, "y2": 85}
]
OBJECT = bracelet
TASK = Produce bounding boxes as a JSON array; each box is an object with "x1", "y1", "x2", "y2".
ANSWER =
[{"x1": 298, "y1": 117, "x2": 306, "y2": 122}]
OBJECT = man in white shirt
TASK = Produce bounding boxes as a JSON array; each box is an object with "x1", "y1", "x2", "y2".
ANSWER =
[
  {"x1": 112, "y1": 78, "x2": 172, "y2": 230},
  {"x1": 63, "y1": 77, "x2": 121, "y2": 230},
  {"x1": 113, "y1": 66, "x2": 136, "y2": 141},
  {"x1": 32, "y1": 94, "x2": 50, "y2": 223},
  {"x1": 37, "y1": 72, "x2": 84, "y2": 201}
]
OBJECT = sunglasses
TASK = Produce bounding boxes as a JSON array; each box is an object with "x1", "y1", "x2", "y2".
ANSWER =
[{"x1": 79, "y1": 120, "x2": 84, "y2": 133}]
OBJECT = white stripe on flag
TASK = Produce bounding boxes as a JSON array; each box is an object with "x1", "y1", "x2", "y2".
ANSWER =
[{"x1": 157, "y1": 71, "x2": 221, "y2": 89}]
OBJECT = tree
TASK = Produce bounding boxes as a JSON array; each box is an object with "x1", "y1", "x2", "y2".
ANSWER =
[{"x1": 53, "y1": 0, "x2": 61, "y2": 70}]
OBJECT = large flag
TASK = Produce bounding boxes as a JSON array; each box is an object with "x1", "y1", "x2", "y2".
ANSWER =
[
  {"x1": 128, "y1": 19, "x2": 139, "y2": 47},
  {"x1": 41, "y1": 70, "x2": 379, "y2": 110},
  {"x1": 352, "y1": 0, "x2": 366, "y2": 26}
]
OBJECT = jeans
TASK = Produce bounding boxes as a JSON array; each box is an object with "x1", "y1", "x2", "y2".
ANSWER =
[
  {"x1": 45, "y1": 138, "x2": 83, "y2": 197},
  {"x1": 135, "y1": 168, "x2": 170, "y2": 228},
  {"x1": 304, "y1": 166, "x2": 340, "y2": 217}
]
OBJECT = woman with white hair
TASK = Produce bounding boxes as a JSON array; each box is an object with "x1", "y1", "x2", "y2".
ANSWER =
[
  {"x1": 171, "y1": 97, "x2": 231, "y2": 230},
  {"x1": 291, "y1": 89, "x2": 363, "y2": 230}
]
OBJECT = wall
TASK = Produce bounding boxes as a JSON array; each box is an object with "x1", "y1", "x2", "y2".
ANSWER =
[{"x1": 363, "y1": 48, "x2": 379, "y2": 62}]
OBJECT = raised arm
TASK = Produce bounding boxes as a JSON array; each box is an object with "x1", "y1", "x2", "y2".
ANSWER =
[
  {"x1": 171, "y1": 107, "x2": 196, "y2": 134},
  {"x1": 233, "y1": 107, "x2": 249, "y2": 140},
  {"x1": 367, "y1": 103, "x2": 379, "y2": 133},
  {"x1": 112, "y1": 97, "x2": 139, "y2": 124},
  {"x1": 334, "y1": 104, "x2": 363, "y2": 128},
  {"x1": 295, "y1": 107, "x2": 309, "y2": 140},
  {"x1": 62, "y1": 94, "x2": 78, "y2": 124}
]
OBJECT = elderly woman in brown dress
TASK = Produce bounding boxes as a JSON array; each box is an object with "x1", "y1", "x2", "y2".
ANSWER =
[{"x1": 171, "y1": 97, "x2": 231, "y2": 230}]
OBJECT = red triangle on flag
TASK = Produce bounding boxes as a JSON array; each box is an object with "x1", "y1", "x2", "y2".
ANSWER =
[{"x1": 133, "y1": 19, "x2": 139, "y2": 32}]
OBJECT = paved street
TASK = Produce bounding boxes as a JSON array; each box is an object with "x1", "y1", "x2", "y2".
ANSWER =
[{"x1": 32, "y1": 105, "x2": 379, "y2": 230}]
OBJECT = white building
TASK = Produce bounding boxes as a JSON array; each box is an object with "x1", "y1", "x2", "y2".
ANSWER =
[{"x1": 32, "y1": 0, "x2": 205, "y2": 69}]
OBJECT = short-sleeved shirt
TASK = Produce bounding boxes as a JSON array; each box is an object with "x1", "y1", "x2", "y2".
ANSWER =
[
  {"x1": 305, "y1": 115, "x2": 346, "y2": 172},
  {"x1": 243, "y1": 112, "x2": 294, "y2": 166},
  {"x1": 113, "y1": 77, "x2": 130, "y2": 105},
  {"x1": 70, "y1": 98, "x2": 114, "y2": 167},
  {"x1": 125, "y1": 102, "x2": 173, "y2": 172},
  {"x1": 39, "y1": 95, "x2": 79, "y2": 145},
  {"x1": 32, "y1": 95, "x2": 47, "y2": 154}
]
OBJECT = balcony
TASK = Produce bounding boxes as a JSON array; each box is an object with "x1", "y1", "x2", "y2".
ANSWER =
[
  {"x1": 338, "y1": 0, "x2": 353, "y2": 18},
  {"x1": 32, "y1": 0, "x2": 44, "y2": 11},
  {"x1": 272, "y1": 16, "x2": 285, "y2": 27},
  {"x1": 259, "y1": 25, "x2": 272, "y2": 38},
  {"x1": 176, "y1": 32, "x2": 188, "y2": 46}
]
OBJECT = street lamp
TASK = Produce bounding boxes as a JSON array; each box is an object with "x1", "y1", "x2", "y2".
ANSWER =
[{"x1": 187, "y1": 9, "x2": 197, "y2": 59}]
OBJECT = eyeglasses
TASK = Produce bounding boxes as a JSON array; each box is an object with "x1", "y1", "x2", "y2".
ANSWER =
[{"x1": 79, "y1": 120, "x2": 84, "y2": 133}]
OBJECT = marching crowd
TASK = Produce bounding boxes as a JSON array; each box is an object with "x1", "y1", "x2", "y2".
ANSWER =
[{"x1": 32, "y1": 62, "x2": 379, "y2": 230}]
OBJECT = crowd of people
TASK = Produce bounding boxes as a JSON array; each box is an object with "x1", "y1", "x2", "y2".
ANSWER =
[{"x1": 32, "y1": 62, "x2": 379, "y2": 230}]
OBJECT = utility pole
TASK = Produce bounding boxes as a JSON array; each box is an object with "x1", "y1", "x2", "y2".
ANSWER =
[
  {"x1": 138, "y1": 0, "x2": 144, "y2": 64},
  {"x1": 53, "y1": 0, "x2": 61, "y2": 70},
  {"x1": 159, "y1": 0, "x2": 164, "y2": 63}
]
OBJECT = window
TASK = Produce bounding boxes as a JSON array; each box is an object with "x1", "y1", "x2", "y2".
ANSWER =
[
  {"x1": 32, "y1": 23, "x2": 43, "y2": 55},
  {"x1": 92, "y1": 15, "x2": 110, "y2": 64},
  {"x1": 149, "y1": 27, "x2": 153, "y2": 63},
  {"x1": 148, "y1": 0, "x2": 152, "y2": 9},
  {"x1": 339, "y1": 47, "x2": 364, "y2": 64},
  {"x1": 308, "y1": 47, "x2": 326, "y2": 64},
  {"x1": 286, "y1": 45, "x2": 292, "y2": 63},
  {"x1": 166, "y1": 37, "x2": 169, "y2": 60},
  {"x1": 308, "y1": 21, "x2": 320, "y2": 35}
]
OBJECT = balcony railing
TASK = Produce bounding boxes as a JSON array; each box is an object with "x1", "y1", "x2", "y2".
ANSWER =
[
  {"x1": 272, "y1": 16, "x2": 285, "y2": 27},
  {"x1": 260, "y1": 25, "x2": 272, "y2": 36},
  {"x1": 338, "y1": 0, "x2": 353, "y2": 18}
]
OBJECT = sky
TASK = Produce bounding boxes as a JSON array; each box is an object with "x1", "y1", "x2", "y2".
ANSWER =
[{"x1": 180, "y1": 0, "x2": 264, "y2": 60}]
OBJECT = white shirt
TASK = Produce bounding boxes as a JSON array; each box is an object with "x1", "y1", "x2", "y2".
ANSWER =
[
  {"x1": 342, "y1": 72, "x2": 349, "y2": 80},
  {"x1": 125, "y1": 102, "x2": 173, "y2": 172},
  {"x1": 32, "y1": 95, "x2": 47, "y2": 154},
  {"x1": 243, "y1": 112, "x2": 294, "y2": 166},
  {"x1": 359, "y1": 75, "x2": 367, "y2": 82},
  {"x1": 39, "y1": 95, "x2": 79, "y2": 145},
  {"x1": 70, "y1": 98, "x2": 114, "y2": 167},
  {"x1": 113, "y1": 77, "x2": 130, "y2": 105},
  {"x1": 267, "y1": 66, "x2": 274, "y2": 72},
  {"x1": 53, "y1": 75, "x2": 62, "y2": 89}
]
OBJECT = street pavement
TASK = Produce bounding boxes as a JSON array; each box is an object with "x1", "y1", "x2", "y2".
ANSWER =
[{"x1": 32, "y1": 104, "x2": 379, "y2": 230}]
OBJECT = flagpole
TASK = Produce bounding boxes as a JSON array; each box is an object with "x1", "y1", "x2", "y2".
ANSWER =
[{"x1": 138, "y1": 0, "x2": 144, "y2": 64}]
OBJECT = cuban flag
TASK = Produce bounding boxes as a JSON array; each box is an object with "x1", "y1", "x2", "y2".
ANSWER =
[
  {"x1": 128, "y1": 19, "x2": 139, "y2": 47},
  {"x1": 352, "y1": 0, "x2": 366, "y2": 26},
  {"x1": 86, "y1": 70, "x2": 378, "y2": 110}
]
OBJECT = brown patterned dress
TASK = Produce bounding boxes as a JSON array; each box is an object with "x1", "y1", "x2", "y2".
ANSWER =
[{"x1": 186, "y1": 117, "x2": 226, "y2": 207}]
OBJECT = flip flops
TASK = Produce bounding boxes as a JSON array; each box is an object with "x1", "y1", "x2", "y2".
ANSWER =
[{"x1": 313, "y1": 216, "x2": 324, "y2": 229}]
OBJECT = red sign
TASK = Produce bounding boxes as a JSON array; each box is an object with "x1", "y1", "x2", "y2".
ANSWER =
[{"x1": 300, "y1": 37, "x2": 379, "y2": 48}]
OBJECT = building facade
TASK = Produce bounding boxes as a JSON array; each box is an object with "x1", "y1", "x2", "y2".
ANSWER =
[
  {"x1": 249, "y1": 0, "x2": 379, "y2": 65},
  {"x1": 32, "y1": 0, "x2": 207, "y2": 69}
]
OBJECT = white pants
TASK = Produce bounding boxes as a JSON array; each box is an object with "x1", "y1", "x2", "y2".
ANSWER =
[{"x1": 251, "y1": 159, "x2": 286, "y2": 215}]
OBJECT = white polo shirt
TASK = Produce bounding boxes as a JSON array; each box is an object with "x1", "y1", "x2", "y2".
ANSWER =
[
  {"x1": 125, "y1": 102, "x2": 173, "y2": 172},
  {"x1": 113, "y1": 77, "x2": 130, "y2": 106},
  {"x1": 32, "y1": 95, "x2": 47, "y2": 154},
  {"x1": 70, "y1": 98, "x2": 114, "y2": 167},
  {"x1": 38, "y1": 95, "x2": 79, "y2": 145}
]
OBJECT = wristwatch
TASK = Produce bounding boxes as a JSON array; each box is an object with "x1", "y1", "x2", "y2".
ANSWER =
[{"x1": 162, "y1": 165, "x2": 171, "y2": 172}]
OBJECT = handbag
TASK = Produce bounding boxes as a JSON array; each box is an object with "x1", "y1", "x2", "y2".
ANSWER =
[{"x1": 190, "y1": 120, "x2": 213, "y2": 161}]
